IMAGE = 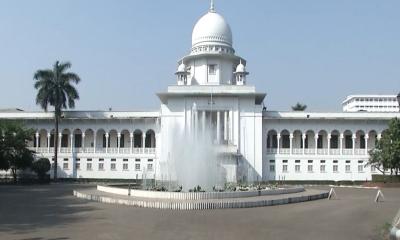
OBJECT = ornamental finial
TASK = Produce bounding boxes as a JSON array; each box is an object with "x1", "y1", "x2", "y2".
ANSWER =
[{"x1": 210, "y1": 0, "x2": 215, "y2": 12}]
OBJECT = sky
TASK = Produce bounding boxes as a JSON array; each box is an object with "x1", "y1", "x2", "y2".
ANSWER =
[{"x1": 0, "y1": 0, "x2": 399, "y2": 112}]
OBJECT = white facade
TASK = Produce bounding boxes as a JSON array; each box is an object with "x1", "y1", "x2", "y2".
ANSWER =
[
  {"x1": 1, "y1": 4, "x2": 399, "y2": 182},
  {"x1": 342, "y1": 95, "x2": 400, "y2": 112}
]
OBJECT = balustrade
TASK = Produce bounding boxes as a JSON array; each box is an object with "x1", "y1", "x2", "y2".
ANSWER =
[
  {"x1": 266, "y1": 147, "x2": 368, "y2": 156},
  {"x1": 29, "y1": 147, "x2": 156, "y2": 155}
]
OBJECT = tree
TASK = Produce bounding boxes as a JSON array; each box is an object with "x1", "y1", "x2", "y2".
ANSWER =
[
  {"x1": 32, "y1": 158, "x2": 51, "y2": 181},
  {"x1": 0, "y1": 121, "x2": 35, "y2": 182},
  {"x1": 368, "y1": 118, "x2": 400, "y2": 176},
  {"x1": 292, "y1": 102, "x2": 307, "y2": 111},
  {"x1": 34, "y1": 61, "x2": 81, "y2": 180}
]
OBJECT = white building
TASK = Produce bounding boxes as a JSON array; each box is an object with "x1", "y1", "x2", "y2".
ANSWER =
[
  {"x1": 342, "y1": 95, "x2": 400, "y2": 112},
  {"x1": 1, "y1": 4, "x2": 399, "y2": 182}
]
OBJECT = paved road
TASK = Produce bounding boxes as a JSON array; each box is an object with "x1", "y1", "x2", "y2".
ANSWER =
[{"x1": 0, "y1": 184, "x2": 399, "y2": 240}]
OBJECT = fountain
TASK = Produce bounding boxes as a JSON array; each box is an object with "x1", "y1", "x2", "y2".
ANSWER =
[{"x1": 73, "y1": 102, "x2": 329, "y2": 209}]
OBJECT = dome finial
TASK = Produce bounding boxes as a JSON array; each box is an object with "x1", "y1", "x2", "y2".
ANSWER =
[{"x1": 210, "y1": 0, "x2": 215, "y2": 12}]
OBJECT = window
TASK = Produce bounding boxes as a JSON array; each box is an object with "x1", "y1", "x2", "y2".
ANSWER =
[
  {"x1": 63, "y1": 158, "x2": 69, "y2": 170},
  {"x1": 295, "y1": 165, "x2": 300, "y2": 173},
  {"x1": 147, "y1": 163, "x2": 153, "y2": 171},
  {"x1": 75, "y1": 134, "x2": 82, "y2": 148},
  {"x1": 320, "y1": 164, "x2": 326, "y2": 172},
  {"x1": 308, "y1": 165, "x2": 313, "y2": 172},
  {"x1": 317, "y1": 136, "x2": 323, "y2": 149},
  {"x1": 87, "y1": 162, "x2": 92, "y2": 171},
  {"x1": 99, "y1": 158, "x2": 104, "y2": 171},
  {"x1": 269, "y1": 165, "x2": 275, "y2": 172},
  {"x1": 282, "y1": 165, "x2": 288, "y2": 173},
  {"x1": 123, "y1": 163, "x2": 129, "y2": 171},
  {"x1": 371, "y1": 165, "x2": 376, "y2": 172},
  {"x1": 360, "y1": 135, "x2": 365, "y2": 149},
  {"x1": 111, "y1": 159, "x2": 116, "y2": 171},
  {"x1": 269, "y1": 160, "x2": 275, "y2": 172},
  {"x1": 61, "y1": 134, "x2": 68, "y2": 147},
  {"x1": 135, "y1": 159, "x2": 141, "y2": 171},
  {"x1": 345, "y1": 160, "x2": 351, "y2": 172},
  {"x1": 345, "y1": 135, "x2": 352, "y2": 148},
  {"x1": 358, "y1": 160, "x2": 364, "y2": 172},
  {"x1": 333, "y1": 165, "x2": 338, "y2": 173},
  {"x1": 208, "y1": 64, "x2": 216, "y2": 75},
  {"x1": 120, "y1": 134, "x2": 125, "y2": 148},
  {"x1": 76, "y1": 158, "x2": 80, "y2": 170}
]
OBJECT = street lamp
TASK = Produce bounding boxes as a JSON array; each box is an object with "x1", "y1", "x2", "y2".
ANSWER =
[{"x1": 397, "y1": 92, "x2": 400, "y2": 112}]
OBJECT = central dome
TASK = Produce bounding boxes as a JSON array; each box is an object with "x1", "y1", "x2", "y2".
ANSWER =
[{"x1": 192, "y1": 11, "x2": 233, "y2": 48}]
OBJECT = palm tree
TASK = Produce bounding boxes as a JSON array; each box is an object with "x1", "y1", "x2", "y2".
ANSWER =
[
  {"x1": 34, "y1": 61, "x2": 81, "y2": 180},
  {"x1": 292, "y1": 102, "x2": 307, "y2": 111}
]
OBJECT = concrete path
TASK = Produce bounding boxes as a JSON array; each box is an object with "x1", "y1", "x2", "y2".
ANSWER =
[{"x1": 1, "y1": 184, "x2": 399, "y2": 240}]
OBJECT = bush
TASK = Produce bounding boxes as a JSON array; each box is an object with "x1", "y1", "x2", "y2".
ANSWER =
[{"x1": 32, "y1": 158, "x2": 50, "y2": 181}]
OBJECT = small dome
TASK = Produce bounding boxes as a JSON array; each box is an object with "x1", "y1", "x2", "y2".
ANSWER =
[
  {"x1": 192, "y1": 11, "x2": 233, "y2": 48},
  {"x1": 177, "y1": 63, "x2": 186, "y2": 72},
  {"x1": 236, "y1": 63, "x2": 246, "y2": 73}
]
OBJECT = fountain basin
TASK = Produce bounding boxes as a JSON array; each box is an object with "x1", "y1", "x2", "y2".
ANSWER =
[{"x1": 97, "y1": 184, "x2": 305, "y2": 200}]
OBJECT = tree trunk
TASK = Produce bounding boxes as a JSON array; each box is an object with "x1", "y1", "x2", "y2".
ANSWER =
[
  {"x1": 53, "y1": 115, "x2": 59, "y2": 180},
  {"x1": 11, "y1": 168, "x2": 17, "y2": 183}
]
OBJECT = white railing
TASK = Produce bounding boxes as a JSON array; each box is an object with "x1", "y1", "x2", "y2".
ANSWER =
[
  {"x1": 317, "y1": 149, "x2": 328, "y2": 155},
  {"x1": 279, "y1": 148, "x2": 290, "y2": 154},
  {"x1": 29, "y1": 147, "x2": 156, "y2": 155},
  {"x1": 266, "y1": 148, "x2": 277, "y2": 154},
  {"x1": 330, "y1": 149, "x2": 340, "y2": 155},
  {"x1": 119, "y1": 148, "x2": 131, "y2": 154},
  {"x1": 355, "y1": 149, "x2": 367, "y2": 155},
  {"x1": 292, "y1": 148, "x2": 303, "y2": 154},
  {"x1": 60, "y1": 147, "x2": 71, "y2": 153},
  {"x1": 304, "y1": 149, "x2": 315, "y2": 155},
  {"x1": 342, "y1": 149, "x2": 352, "y2": 155}
]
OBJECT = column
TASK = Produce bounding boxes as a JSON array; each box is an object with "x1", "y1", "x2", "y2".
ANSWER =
[
  {"x1": 224, "y1": 111, "x2": 228, "y2": 142},
  {"x1": 289, "y1": 133, "x2": 293, "y2": 155},
  {"x1": 216, "y1": 111, "x2": 221, "y2": 143},
  {"x1": 352, "y1": 133, "x2": 356, "y2": 155},
  {"x1": 202, "y1": 111, "x2": 206, "y2": 136},
  {"x1": 228, "y1": 110, "x2": 233, "y2": 143},
  {"x1": 117, "y1": 132, "x2": 121, "y2": 153},
  {"x1": 47, "y1": 133, "x2": 51, "y2": 153},
  {"x1": 130, "y1": 132, "x2": 134, "y2": 154},
  {"x1": 327, "y1": 134, "x2": 331, "y2": 155},
  {"x1": 302, "y1": 133, "x2": 306, "y2": 155},
  {"x1": 194, "y1": 110, "x2": 198, "y2": 139},
  {"x1": 314, "y1": 134, "x2": 318, "y2": 155},
  {"x1": 82, "y1": 132, "x2": 86, "y2": 149},
  {"x1": 339, "y1": 133, "x2": 344, "y2": 155},
  {"x1": 364, "y1": 134, "x2": 369, "y2": 155},
  {"x1": 35, "y1": 132, "x2": 39, "y2": 151},
  {"x1": 105, "y1": 132, "x2": 109, "y2": 153},
  {"x1": 93, "y1": 132, "x2": 97, "y2": 153},
  {"x1": 70, "y1": 133, "x2": 74, "y2": 152},
  {"x1": 58, "y1": 133, "x2": 62, "y2": 152},
  {"x1": 142, "y1": 133, "x2": 146, "y2": 150},
  {"x1": 277, "y1": 133, "x2": 281, "y2": 154}
]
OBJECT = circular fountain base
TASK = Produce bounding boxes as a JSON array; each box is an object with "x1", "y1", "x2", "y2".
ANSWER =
[{"x1": 73, "y1": 185, "x2": 329, "y2": 210}]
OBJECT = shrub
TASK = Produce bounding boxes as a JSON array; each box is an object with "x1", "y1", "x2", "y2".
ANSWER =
[{"x1": 32, "y1": 158, "x2": 51, "y2": 181}]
